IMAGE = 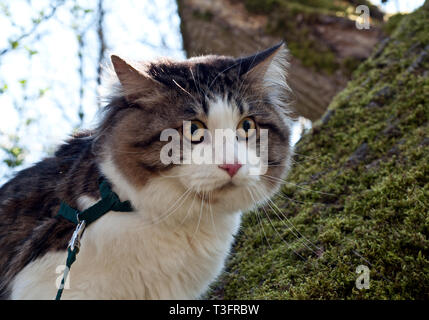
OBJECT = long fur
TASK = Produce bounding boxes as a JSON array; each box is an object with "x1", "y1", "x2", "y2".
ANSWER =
[{"x1": 1, "y1": 43, "x2": 293, "y2": 299}]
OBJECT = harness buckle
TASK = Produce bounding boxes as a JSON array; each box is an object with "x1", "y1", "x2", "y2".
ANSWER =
[{"x1": 68, "y1": 220, "x2": 86, "y2": 252}]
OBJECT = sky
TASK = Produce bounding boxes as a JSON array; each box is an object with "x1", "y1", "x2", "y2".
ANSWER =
[
  {"x1": 0, "y1": 0, "x2": 426, "y2": 184},
  {"x1": 372, "y1": 0, "x2": 425, "y2": 14},
  {"x1": 0, "y1": 0, "x2": 185, "y2": 182}
]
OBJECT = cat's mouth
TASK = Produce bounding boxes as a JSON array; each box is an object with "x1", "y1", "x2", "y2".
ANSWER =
[
  {"x1": 194, "y1": 180, "x2": 236, "y2": 202},
  {"x1": 217, "y1": 180, "x2": 235, "y2": 191}
]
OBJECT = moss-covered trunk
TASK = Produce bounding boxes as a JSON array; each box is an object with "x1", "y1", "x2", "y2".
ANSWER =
[{"x1": 208, "y1": 4, "x2": 429, "y2": 299}]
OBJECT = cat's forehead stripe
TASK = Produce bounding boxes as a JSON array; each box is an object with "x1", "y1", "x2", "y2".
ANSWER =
[{"x1": 207, "y1": 95, "x2": 241, "y2": 129}]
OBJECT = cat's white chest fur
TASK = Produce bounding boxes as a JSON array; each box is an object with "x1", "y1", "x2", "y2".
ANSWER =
[{"x1": 10, "y1": 162, "x2": 243, "y2": 299}]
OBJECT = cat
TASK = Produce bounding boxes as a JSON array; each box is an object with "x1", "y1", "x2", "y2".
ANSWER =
[{"x1": 0, "y1": 42, "x2": 293, "y2": 299}]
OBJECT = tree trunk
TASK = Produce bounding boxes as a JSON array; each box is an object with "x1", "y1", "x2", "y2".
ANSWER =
[
  {"x1": 207, "y1": 4, "x2": 429, "y2": 299},
  {"x1": 177, "y1": 0, "x2": 384, "y2": 120}
]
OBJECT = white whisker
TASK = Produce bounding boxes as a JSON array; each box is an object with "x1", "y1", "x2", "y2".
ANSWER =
[
  {"x1": 262, "y1": 174, "x2": 335, "y2": 196},
  {"x1": 246, "y1": 187, "x2": 305, "y2": 260}
]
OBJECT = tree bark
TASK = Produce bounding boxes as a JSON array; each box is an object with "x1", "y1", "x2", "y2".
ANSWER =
[{"x1": 206, "y1": 4, "x2": 429, "y2": 299}]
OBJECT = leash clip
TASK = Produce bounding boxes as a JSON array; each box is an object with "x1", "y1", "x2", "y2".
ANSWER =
[{"x1": 68, "y1": 220, "x2": 86, "y2": 252}]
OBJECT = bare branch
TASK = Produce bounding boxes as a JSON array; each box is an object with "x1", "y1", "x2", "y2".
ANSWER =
[
  {"x1": 96, "y1": 0, "x2": 106, "y2": 108},
  {"x1": 0, "y1": 0, "x2": 66, "y2": 57}
]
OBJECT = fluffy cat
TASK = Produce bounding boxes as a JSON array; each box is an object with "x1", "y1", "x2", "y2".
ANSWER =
[{"x1": 0, "y1": 42, "x2": 293, "y2": 299}]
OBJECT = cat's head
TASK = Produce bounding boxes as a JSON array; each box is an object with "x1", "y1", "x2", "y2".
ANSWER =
[{"x1": 98, "y1": 42, "x2": 293, "y2": 214}]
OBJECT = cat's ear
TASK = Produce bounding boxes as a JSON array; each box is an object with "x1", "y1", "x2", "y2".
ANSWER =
[
  {"x1": 111, "y1": 55, "x2": 158, "y2": 98},
  {"x1": 236, "y1": 42, "x2": 289, "y2": 87},
  {"x1": 111, "y1": 55, "x2": 147, "y2": 86}
]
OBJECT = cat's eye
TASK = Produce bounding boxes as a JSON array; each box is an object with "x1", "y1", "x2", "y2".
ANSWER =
[
  {"x1": 183, "y1": 120, "x2": 206, "y2": 143},
  {"x1": 237, "y1": 117, "x2": 256, "y2": 139}
]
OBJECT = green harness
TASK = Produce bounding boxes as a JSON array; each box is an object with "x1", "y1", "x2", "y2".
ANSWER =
[{"x1": 55, "y1": 178, "x2": 133, "y2": 300}]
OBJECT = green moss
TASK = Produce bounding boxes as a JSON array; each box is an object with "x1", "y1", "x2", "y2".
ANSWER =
[
  {"x1": 208, "y1": 5, "x2": 429, "y2": 299},
  {"x1": 341, "y1": 56, "x2": 362, "y2": 77},
  {"x1": 239, "y1": 0, "x2": 378, "y2": 74},
  {"x1": 242, "y1": 0, "x2": 351, "y2": 16},
  {"x1": 192, "y1": 9, "x2": 213, "y2": 22},
  {"x1": 383, "y1": 13, "x2": 406, "y2": 36},
  {"x1": 288, "y1": 41, "x2": 338, "y2": 74}
]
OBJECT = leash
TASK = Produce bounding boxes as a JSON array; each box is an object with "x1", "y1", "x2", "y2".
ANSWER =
[{"x1": 55, "y1": 178, "x2": 133, "y2": 300}]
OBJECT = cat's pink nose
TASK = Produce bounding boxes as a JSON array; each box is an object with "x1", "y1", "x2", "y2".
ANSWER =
[{"x1": 218, "y1": 163, "x2": 242, "y2": 177}]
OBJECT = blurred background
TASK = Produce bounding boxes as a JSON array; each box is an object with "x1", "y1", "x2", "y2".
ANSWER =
[{"x1": 0, "y1": 0, "x2": 425, "y2": 184}]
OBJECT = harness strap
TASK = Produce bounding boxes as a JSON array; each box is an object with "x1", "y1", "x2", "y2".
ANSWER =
[
  {"x1": 55, "y1": 247, "x2": 77, "y2": 300},
  {"x1": 55, "y1": 178, "x2": 133, "y2": 300},
  {"x1": 57, "y1": 178, "x2": 133, "y2": 224}
]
